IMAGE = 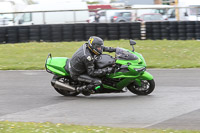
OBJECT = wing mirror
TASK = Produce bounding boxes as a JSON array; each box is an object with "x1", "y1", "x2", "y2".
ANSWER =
[
  {"x1": 130, "y1": 39, "x2": 136, "y2": 45},
  {"x1": 130, "y1": 39, "x2": 136, "y2": 52}
]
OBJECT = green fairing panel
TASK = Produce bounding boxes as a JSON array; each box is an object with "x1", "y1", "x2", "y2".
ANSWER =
[
  {"x1": 117, "y1": 48, "x2": 146, "y2": 66},
  {"x1": 46, "y1": 57, "x2": 69, "y2": 76},
  {"x1": 108, "y1": 71, "x2": 139, "y2": 78},
  {"x1": 103, "y1": 78, "x2": 135, "y2": 90},
  {"x1": 105, "y1": 72, "x2": 153, "y2": 90},
  {"x1": 131, "y1": 51, "x2": 146, "y2": 66},
  {"x1": 116, "y1": 56, "x2": 146, "y2": 68},
  {"x1": 111, "y1": 50, "x2": 147, "y2": 78},
  {"x1": 103, "y1": 49, "x2": 152, "y2": 90},
  {"x1": 102, "y1": 84, "x2": 118, "y2": 90},
  {"x1": 116, "y1": 78, "x2": 135, "y2": 89},
  {"x1": 139, "y1": 71, "x2": 153, "y2": 80},
  {"x1": 133, "y1": 72, "x2": 153, "y2": 87}
]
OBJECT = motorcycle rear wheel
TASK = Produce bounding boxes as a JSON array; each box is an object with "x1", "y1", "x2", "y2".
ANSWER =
[
  {"x1": 127, "y1": 79, "x2": 155, "y2": 95},
  {"x1": 52, "y1": 76, "x2": 80, "y2": 96}
]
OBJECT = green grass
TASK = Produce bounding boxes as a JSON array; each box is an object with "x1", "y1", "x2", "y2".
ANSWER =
[
  {"x1": 0, "y1": 40, "x2": 200, "y2": 70},
  {"x1": 0, "y1": 121, "x2": 200, "y2": 133}
]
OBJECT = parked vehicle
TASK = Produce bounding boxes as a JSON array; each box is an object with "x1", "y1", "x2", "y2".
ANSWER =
[
  {"x1": 12, "y1": 2, "x2": 89, "y2": 25},
  {"x1": 89, "y1": 10, "x2": 134, "y2": 23},
  {"x1": 136, "y1": 13, "x2": 164, "y2": 22},
  {"x1": 167, "y1": 5, "x2": 200, "y2": 21},
  {"x1": 111, "y1": 11, "x2": 133, "y2": 22},
  {"x1": 131, "y1": 4, "x2": 173, "y2": 20},
  {"x1": 166, "y1": 0, "x2": 200, "y2": 21},
  {"x1": 45, "y1": 40, "x2": 155, "y2": 96}
]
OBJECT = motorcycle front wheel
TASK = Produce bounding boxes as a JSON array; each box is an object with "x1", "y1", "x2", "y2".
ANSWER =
[
  {"x1": 127, "y1": 79, "x2": 155, "y2": 95},
  {"x1": 52, "y1": 76, "x2": 80, "y2": 96}
]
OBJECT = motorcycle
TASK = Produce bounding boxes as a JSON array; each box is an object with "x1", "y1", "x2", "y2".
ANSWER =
[{"x1": 45, "y1": 40, "x2": 155, "y2": 96}]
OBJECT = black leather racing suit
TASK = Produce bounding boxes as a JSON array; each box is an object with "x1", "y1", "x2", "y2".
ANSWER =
[{"x1": 68, "y1": 43, "x2": 116, "y2": 90}]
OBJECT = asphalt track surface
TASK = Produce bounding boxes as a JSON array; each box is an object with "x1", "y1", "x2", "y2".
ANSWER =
[{"x1": 0, "y1": 69, "x2": 200, "y2": 130}]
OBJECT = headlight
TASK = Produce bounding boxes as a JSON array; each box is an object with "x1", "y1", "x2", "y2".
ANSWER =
[{"x1": 134, "y1": 67, "x2": 146, "y2": 72}]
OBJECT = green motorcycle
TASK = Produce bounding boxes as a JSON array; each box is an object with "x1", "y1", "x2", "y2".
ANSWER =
[{"x1": 45, "y1": 40, "x2": 155, "y2": 96}]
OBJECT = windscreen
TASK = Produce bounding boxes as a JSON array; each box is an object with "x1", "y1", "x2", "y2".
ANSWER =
[{"x1": 116, "y1": 48, "x2": 138, "y2": 60}]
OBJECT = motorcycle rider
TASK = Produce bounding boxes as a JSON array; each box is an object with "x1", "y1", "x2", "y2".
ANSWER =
[{"x1": 67, "y1": 36, "x2": 116, "y2": 96}]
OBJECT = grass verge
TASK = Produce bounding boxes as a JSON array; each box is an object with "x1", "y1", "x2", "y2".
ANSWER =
[
  {"x1": 0, "y1": 40, "x2": 200, "y2": 70},
  {"x1": 0, "y1": 121, "x2": 200, "y2": 133}
]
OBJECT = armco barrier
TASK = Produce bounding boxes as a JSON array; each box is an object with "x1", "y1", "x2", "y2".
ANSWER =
[
  {"x1": 0, "y1": 22, "x2": 141, "y2": 44},
  {"x1": 145, "y1": 21, "x2": 200, "y2": 40},
  {"x1": 1, "y1": 21, "x2": 200, "y2": 44}
]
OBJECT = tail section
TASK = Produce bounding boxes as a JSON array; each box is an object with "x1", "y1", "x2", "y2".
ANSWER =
[{"x1": 45, "y1": 53, "x2": 70, "y2": 76}]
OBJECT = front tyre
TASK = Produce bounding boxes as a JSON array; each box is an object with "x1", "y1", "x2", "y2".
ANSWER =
[{"x1": 127, "y1": 79, "x2": 155, "y2": 95}]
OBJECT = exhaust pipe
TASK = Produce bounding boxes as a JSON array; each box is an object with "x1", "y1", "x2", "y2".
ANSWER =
[{"x1": 51, "y1": 79, "x2": 76, "y2": 92}]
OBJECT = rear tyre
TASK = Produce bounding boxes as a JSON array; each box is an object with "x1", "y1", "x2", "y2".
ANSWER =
[
  {"x1": 127, "y1": 79, "x2": 155, "y2": 95},
  {"x1": 52, "y1": 76, "x2": 80, "y2": 96}
]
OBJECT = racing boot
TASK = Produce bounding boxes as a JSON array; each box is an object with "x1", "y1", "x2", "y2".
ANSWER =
[{"x1": 76, "y1": 85, "x2": 91, "y2": 96}]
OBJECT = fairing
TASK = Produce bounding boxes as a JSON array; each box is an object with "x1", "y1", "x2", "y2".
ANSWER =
[
  {"x1": 104, "y1": 48, "x2": 153, "y2": 90},
  {"x1": 107, "y1": 48, "x2": 148, "y2": 79}
]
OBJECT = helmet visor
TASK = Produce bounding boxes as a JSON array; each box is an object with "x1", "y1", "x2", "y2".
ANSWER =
[
  {"x1": 94, "y1": 45, "x2": 103, "y2": 54},
  {"x1": 96, "y1": 45, "x2": 102, "y2": 51}
]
